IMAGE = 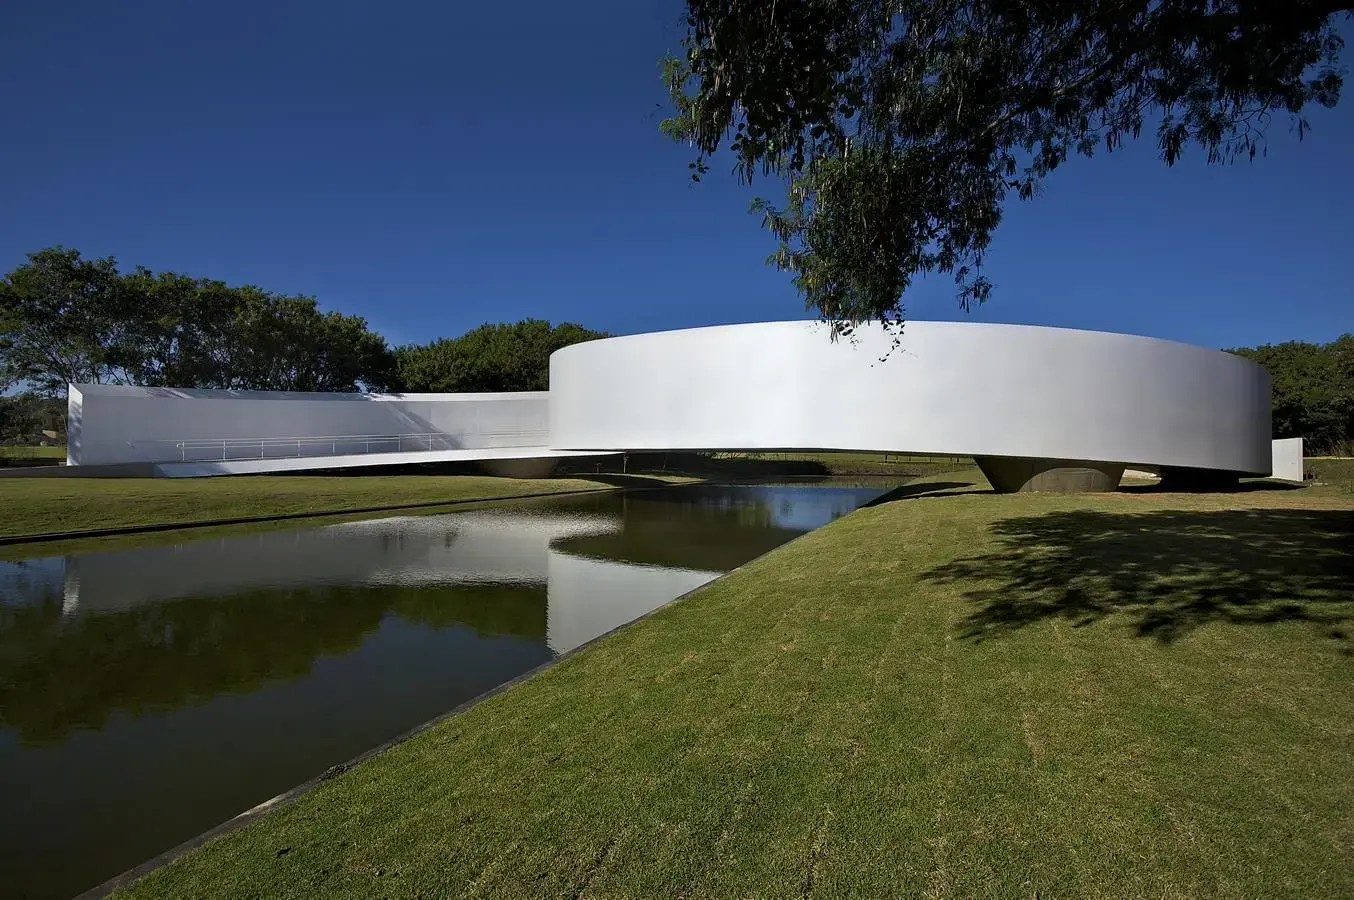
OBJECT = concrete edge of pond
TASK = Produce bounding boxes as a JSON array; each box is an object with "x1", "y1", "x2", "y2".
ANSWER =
[
  {"x1": 77, "y1": 480, "x2": 926, "y2": 899},
  {"x1": 0, "y1": 484, "x2": 638, "y2": 548}
]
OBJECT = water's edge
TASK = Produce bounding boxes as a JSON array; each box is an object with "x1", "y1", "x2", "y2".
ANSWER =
[
  {"x1": 0, "y1": 485, "x2": 630, "y2": 548},
  {"x1": 76, "y1": 494, "x2": 853, "y2": 899}
]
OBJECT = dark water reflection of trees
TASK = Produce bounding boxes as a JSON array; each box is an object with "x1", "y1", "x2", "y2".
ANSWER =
[
  {"x1": 0, "y1": 484, "x2": 869, "y2": 747},
  {"x1": 0, "y1": 483, "x2": 894, "y2": 900},
  {"x1": 0, "y1": 583, "x2": 546, "y2": 746}
]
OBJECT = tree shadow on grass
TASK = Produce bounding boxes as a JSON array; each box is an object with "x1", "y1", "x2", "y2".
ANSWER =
[{"x1": 921, "y1": 508, "x2": 1354, "y2": 649}]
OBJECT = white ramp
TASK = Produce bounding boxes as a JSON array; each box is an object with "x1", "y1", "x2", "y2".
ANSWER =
[{"x1": 153, "y1": 446, "x2": 607, "y2": 478}]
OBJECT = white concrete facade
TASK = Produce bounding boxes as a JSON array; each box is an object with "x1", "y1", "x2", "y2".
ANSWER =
[
  {"x1": 68, "y1": 384, "x2": 552, "y2": 467},
  {"x1": 549, "y1": 321, "x2": 1273, "y2": 476},
  {"x1": 66, "y1": 320, "x2": 1276, "y2": 484}
]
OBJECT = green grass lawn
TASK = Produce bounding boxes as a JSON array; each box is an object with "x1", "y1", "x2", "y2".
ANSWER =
[
  {"x1": 116, "y1": 471, "x2": 1354, "y2": 898},
  {"x1": 1308, "y1": 456, "x2": 1354, "y2": 493},
  {"x1": 0, "y1": 445, "x2": 66, "y2": 460},
  {"x1": 0, "y1": 474, "x2": 626, "y2": 540}
]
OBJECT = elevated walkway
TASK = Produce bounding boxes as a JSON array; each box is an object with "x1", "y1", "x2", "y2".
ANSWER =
[
  {"x1": 18, "y1": 429, "x2": 612, "y2": 479},
  {"x1": 153, "y1": 445, "x2": 609, "y2": 478},
  {"x1": 62, "y1": 322, "x2": 1281, "y2": 490}
]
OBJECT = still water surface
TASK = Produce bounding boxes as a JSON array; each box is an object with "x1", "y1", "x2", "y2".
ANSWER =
[{"x1": 0, "y1": 483, "x2": 890, "y2": 898}]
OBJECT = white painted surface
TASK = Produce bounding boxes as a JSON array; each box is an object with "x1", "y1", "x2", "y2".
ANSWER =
[
  {"x1": 152, "y1": 446, "x2": 606, "y2": 478},
  {"x1": 550, "y1": 321, "x2": 1273, "y2": 475},
  {"x1": 69, "y1": 320, "x2": 1274, "y2": 478},
  {"x1": 68, "y1": 384, "x2": 551, "y2": 466},
  {"x1": 1270, "y1": 437, "x2": 1305, "y2": 482}
]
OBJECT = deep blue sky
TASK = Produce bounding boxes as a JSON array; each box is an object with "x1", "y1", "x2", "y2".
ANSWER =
[{"x1": 2, "y1": 1, "x2": 1349, "y2": 350}]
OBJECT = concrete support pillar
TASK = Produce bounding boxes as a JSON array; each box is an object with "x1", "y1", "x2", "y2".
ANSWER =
[{"x1": 976, "y1": 456, "x2": 1125, "y2": 493}]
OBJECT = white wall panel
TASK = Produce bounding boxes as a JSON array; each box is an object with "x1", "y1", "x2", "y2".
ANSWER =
[
  {"x1": 68, "y1": 385, "x2": 549, "y2": 466},
  {"x1": 550, "y1": 321, "x2": 1272, "y2": 475},
  {"x1": 1270, "y1": 438, "x2": 1304, "y2": 482},
  {"x1": 69, "y1": 321, "x2": 1274, "y2": 478}
]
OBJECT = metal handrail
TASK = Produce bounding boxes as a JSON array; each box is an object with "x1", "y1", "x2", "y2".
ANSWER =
[{"x1": 128, "y1": 430, "x2": 548, "y2": 463}]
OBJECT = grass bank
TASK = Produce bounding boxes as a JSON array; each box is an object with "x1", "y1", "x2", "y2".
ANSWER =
[
  {"x1": 0, "y1": 445, "x2": 66, "y2": 459},
  {"x1": 0, "y1": 445, "x2": 66, "y2": 467},
  {"x1": 116, "y1": 471, "x2": 1354, "y2": 898},
  {"x1": 1308, "y1": 456, "x2": 1354, "y2": 493},
  {"x1": 0, "y1": 474, "x2": 637, "y2": 541}
]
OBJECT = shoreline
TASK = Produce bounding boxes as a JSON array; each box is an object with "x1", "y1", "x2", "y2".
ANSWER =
[{"x1": 76, "y1": 480, "x2": 930, "y2": 898}]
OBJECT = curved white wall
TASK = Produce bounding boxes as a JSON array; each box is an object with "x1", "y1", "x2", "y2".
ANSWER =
[
  {"x1": 549, "y1": 321, "x2": 1272, "y2": 475},
  {"x1": 65, "y1": 321, "x2": 1273, "y2": 479}
]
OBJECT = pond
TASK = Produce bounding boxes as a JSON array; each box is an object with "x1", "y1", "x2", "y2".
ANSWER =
[{"x1": 0, "y1": 482, "x2": 894, "y2": 898}]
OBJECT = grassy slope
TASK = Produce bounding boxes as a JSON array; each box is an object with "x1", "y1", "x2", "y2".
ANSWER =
[
  {"x1": 0, "y1": 474, "x2": 621, "y2": 539},
  {"x1": 119, "y1": 473, "x2": 1354, "y2": 899},
  {"x1": 0, "y1": 445, "x2": 67, "y2": 460},
  {"x1": 1308, "y1": 457, "x2": 1354, "y2": 492}
]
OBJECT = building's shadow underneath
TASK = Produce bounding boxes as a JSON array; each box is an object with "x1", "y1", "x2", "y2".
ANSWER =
[
  {"x1": 922, "y1": 507, "x2": 1354, "y2": 650},
  {"x1": 1120, "y1": 479, "x2": 1307, "y2": 494}
]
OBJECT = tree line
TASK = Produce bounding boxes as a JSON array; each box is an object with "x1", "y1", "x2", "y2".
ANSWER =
[
  {"x1": 1229, "y1": 335, "x2": 1353, "y2": 455},
  {"x1": 0, "y1": 246, "x2": 605, "y2": 403},
  {"x1": 4, "y1": 246, "x2": 1349, "y2": 454},
  {"x1": 0, "y1": 393, "x2": 65, "y2": 447}
]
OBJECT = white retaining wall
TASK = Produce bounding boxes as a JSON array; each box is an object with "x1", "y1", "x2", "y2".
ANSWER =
[
  {"x1": 67, "y1": 384, "x2": 549, "y2": 466},
  {"x1": 1270, "y1": 437, "x2": 1304, "y2": 482}
]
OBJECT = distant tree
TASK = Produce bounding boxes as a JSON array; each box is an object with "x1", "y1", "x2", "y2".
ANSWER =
[
  {"x1": 1231, "y1": 334, "x2": 1354, "y2": 452},
  {"x1": 663, "y1": 1, "x2": 1348, "y2": 334},
  {"x1": 1, "y1": 248, "x2": 395, "y2": 394},
  {"x1": 0, "y1": 394, "x2": 66, "y2": 444},
  {"x1": 222, "y1": 292, "x2": 395, "y2": 392},
  {"x1": 394, "y1": 320, "x2": 608, "y2": 393},
  {"x1": 0, "y1": 247, "x2": 141, "y2": 393}
]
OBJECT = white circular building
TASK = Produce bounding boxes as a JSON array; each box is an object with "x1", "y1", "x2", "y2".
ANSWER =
[
  {"x1": 62, "y1": 320, "x2": 1276, "y2": 490},
  {"x1": 548, "y1": 321, "x2": 1272, "y2": 492}
]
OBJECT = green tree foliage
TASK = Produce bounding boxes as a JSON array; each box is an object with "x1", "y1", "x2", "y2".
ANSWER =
[
  {"x1": 663, "y1": 1, "x2": 1348, "y2": 333},
  {"x1": 0, "y1": 394, "x2": 66, "y2": 444},
  {"x1": 0, "y1": 247, "x2": 139, "y2": 393},
  {"x1": 1231, "y1": 334, "x2": 1354, "y2": 453},
  {"x1": 1, "y1": 247, "x2": 394, "y2": 394},
  {"x1": 393, "y1": 320, "x2": 607, "y2": 393}
]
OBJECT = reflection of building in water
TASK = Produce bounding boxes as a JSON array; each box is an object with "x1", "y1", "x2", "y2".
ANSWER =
[
  {"x1": 0, "y1": 509, "x2": 724, "y2": 744},
  {"x1": 26, "y1": 508, "x2": 721, "y2": 654},
  {"x1": 55, "y1": 511, "x2": 618, "y2": 613},
  {"x1": 0, "y1": 485, "x2": 874, "y2": 755},
  {"x1": 545, "y1": 553, "x2": 715, "y2": 653}
]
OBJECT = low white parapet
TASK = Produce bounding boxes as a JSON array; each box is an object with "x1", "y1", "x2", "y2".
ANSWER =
[
  {"x1": 1270, "y1": 437, "x2": 1304, "y2": 482},
  {"x1": 68, "y1": 384, "x2": 550, "y2": 467}
]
